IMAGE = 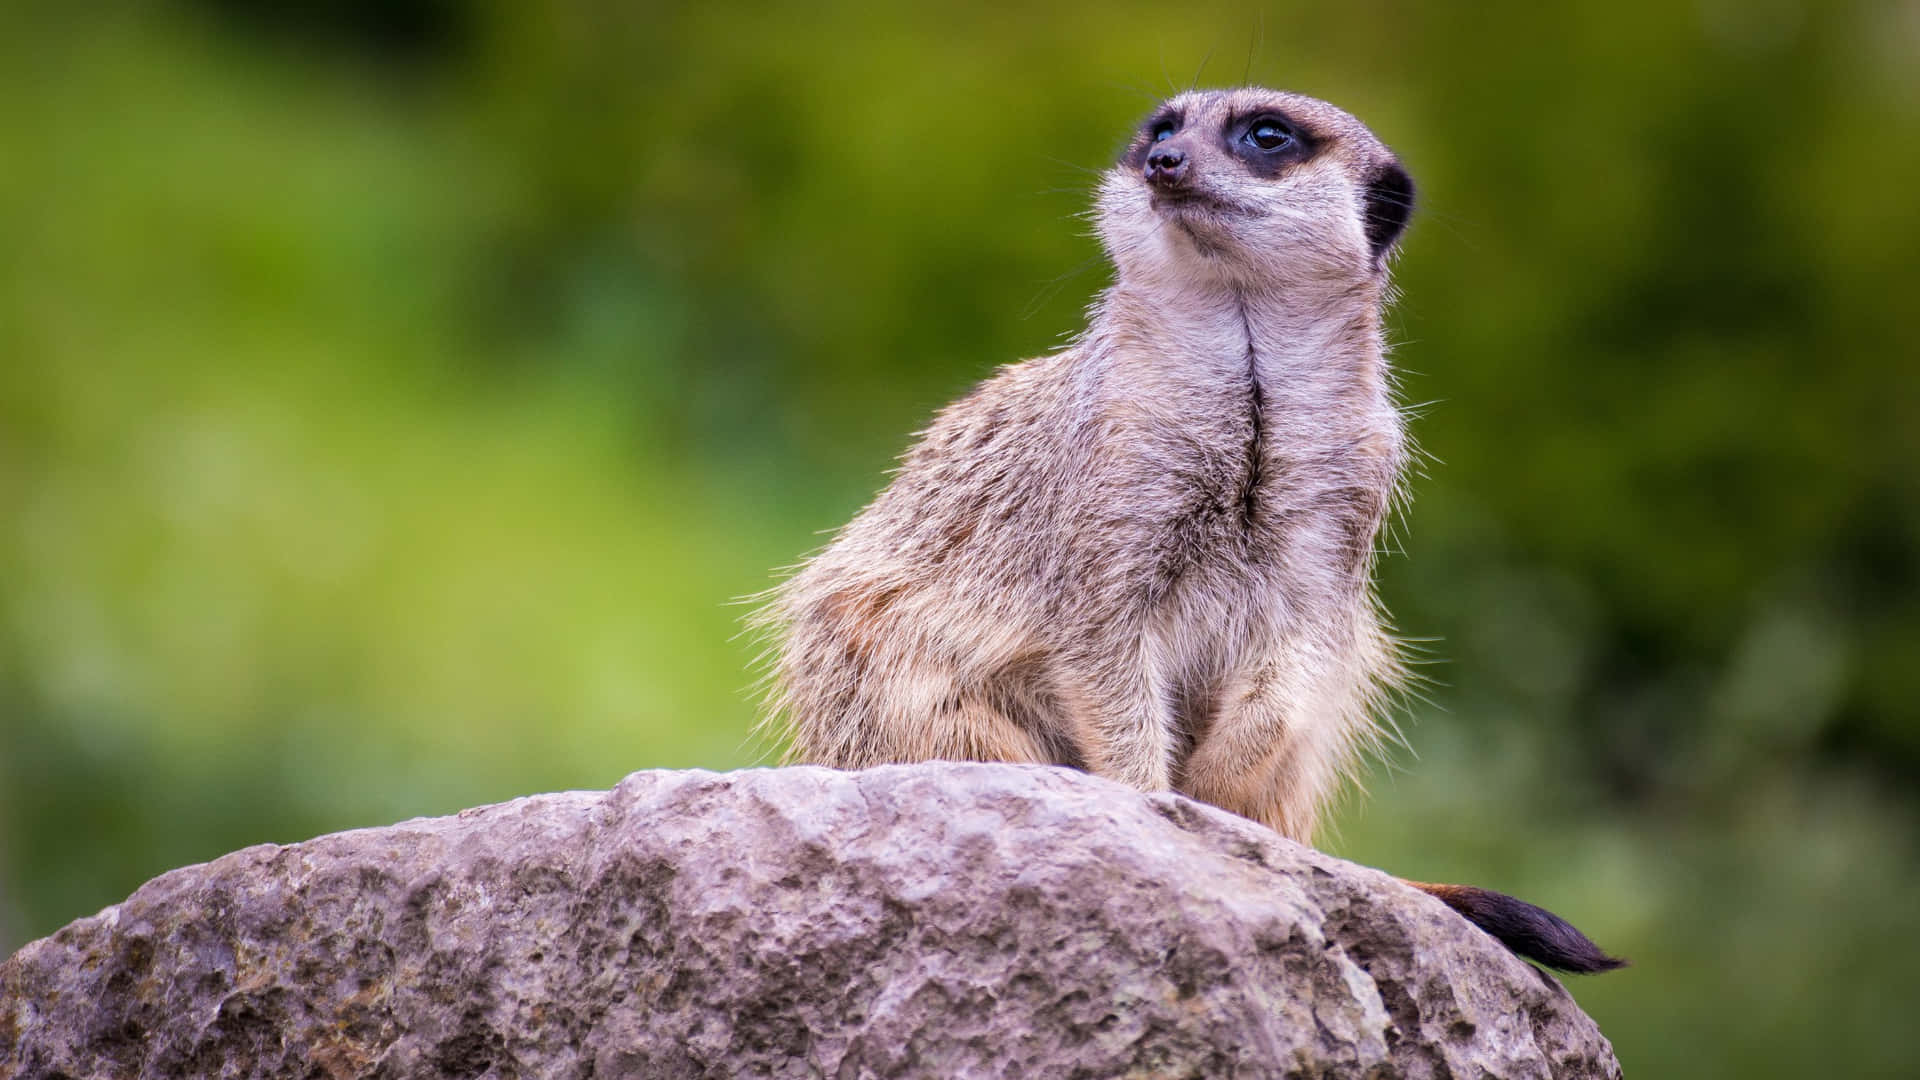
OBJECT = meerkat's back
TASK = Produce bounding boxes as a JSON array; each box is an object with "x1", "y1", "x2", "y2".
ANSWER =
[{"x1": 767, "y1": 352, "x2": 1092, "y2": 770}]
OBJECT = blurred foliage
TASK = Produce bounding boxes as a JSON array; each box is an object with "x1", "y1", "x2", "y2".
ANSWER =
[{"x1": 3, "y1": 1, "x2": 1917, "y2": 1074}]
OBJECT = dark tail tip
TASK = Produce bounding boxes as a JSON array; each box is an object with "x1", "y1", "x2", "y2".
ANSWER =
[{"x1": 1410, "y1": 881, "x2": 1629, "y2": 975}]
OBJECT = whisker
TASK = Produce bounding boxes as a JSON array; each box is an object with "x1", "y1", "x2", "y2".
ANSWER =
[
  {"x1": 1243, "y1": 10, "x2": 1265, "y2": 87},
  {"x1": 1190, "y1": 43, "x2": 1218, "y2": 92},
  {"x1": 1019, "y1": 254, "x2": 1105, "y2": 320}
]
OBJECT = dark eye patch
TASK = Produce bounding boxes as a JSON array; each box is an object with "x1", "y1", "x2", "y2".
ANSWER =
[
  {"x1": 1229, "y1": 110, "x2": 1317, "y2": 176},
  {"x1": 1243, "y1": 117, "x2": 1297, "y2": 152}
]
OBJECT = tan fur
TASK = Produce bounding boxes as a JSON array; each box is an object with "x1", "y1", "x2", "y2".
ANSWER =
[{"x1": 753, "y1": 88, "x2": 1414, "y2": 845}]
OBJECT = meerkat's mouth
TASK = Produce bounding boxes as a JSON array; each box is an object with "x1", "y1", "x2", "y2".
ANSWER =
[
  {"x1": 1149, "y1": 191, "x2": 1249, "y2": 256},
  {"x1": 1150, "y1": 190, "x2": 1254, "y2": 221}
]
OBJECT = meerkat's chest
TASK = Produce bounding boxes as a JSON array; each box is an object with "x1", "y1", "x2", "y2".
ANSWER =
[
  {"x1": 1097, "y1": 375, "x2": 1395, "y2": 604},
  {"x1": 1115, "y1": 376, "x2": 1387, "y2": 511}
]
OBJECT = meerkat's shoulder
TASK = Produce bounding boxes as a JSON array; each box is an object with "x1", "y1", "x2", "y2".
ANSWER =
[{"x1": 909, "y1": 351, "x2": 1081, "y2": 445}]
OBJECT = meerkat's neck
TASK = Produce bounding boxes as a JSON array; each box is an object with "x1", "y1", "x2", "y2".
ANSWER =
[{"x1": 1085, "y1": 274, "x2": 1391, "y2": 429}]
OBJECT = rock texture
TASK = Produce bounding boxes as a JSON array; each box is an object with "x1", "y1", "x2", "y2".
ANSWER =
[{"x1": 0, "y1": 764, "x2": 1620, "y2": 1079}]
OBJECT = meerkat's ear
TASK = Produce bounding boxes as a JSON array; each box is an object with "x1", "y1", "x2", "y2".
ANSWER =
[{"x1": 1362, "y1": 162, "x2": 1415, "y2": 266}]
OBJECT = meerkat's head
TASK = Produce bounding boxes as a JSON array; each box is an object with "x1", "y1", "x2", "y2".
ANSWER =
[{"x1": 1096, "y1": 88, "x2": 1413, "y2": 291}]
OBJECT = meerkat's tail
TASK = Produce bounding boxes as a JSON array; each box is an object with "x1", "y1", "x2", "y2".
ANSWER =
[{"x1": 1403, "y1": 880, "x2": 1628, "y2": 974}]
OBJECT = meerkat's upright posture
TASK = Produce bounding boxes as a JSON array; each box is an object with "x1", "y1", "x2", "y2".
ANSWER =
[{"x1": 757, "y1": 88, "x2": 1622, "y2": 973}]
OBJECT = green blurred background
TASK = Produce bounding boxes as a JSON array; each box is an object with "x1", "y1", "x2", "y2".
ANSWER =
[{"x1": 4, "y1": 0, "x2": 1917, "y2": 1073}]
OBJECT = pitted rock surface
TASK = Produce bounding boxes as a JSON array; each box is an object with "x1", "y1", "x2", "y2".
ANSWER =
[{"x1": 0, "y1": 764, "x2": 1620, "y2": 1079}]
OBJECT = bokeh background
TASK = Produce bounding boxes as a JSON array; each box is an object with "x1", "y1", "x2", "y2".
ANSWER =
[{"x1": 5, "y1": 1, "x2": 1917, "y2": 1074}]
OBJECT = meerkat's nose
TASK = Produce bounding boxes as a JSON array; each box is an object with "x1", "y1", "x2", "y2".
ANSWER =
[{"x1": 1145, "y1": 145, "x2": 1190, "y2": 189}]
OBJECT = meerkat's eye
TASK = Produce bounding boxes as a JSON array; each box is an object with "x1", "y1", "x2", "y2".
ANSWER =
[
  {"x1": 1150, "y1": 121, "x2": 1177, "y2": 143},
  {"x1": 1245, "y1": 119, "x2": 1296, "y2": 152}
]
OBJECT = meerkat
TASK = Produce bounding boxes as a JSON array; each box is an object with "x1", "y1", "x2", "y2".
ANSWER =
[{"x1": 755, "y1": 87, "x2": 1622, "y2": 974}]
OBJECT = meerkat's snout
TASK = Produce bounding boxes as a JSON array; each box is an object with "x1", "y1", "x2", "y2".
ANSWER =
[{"x1": 1144, "y1": 140, "x2": 1192, "y2": 190}]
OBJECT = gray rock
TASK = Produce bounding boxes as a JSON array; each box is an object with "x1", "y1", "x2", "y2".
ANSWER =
[{"x1": 0, "y1": 764, "x2": 1620, "y2": 1079}]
